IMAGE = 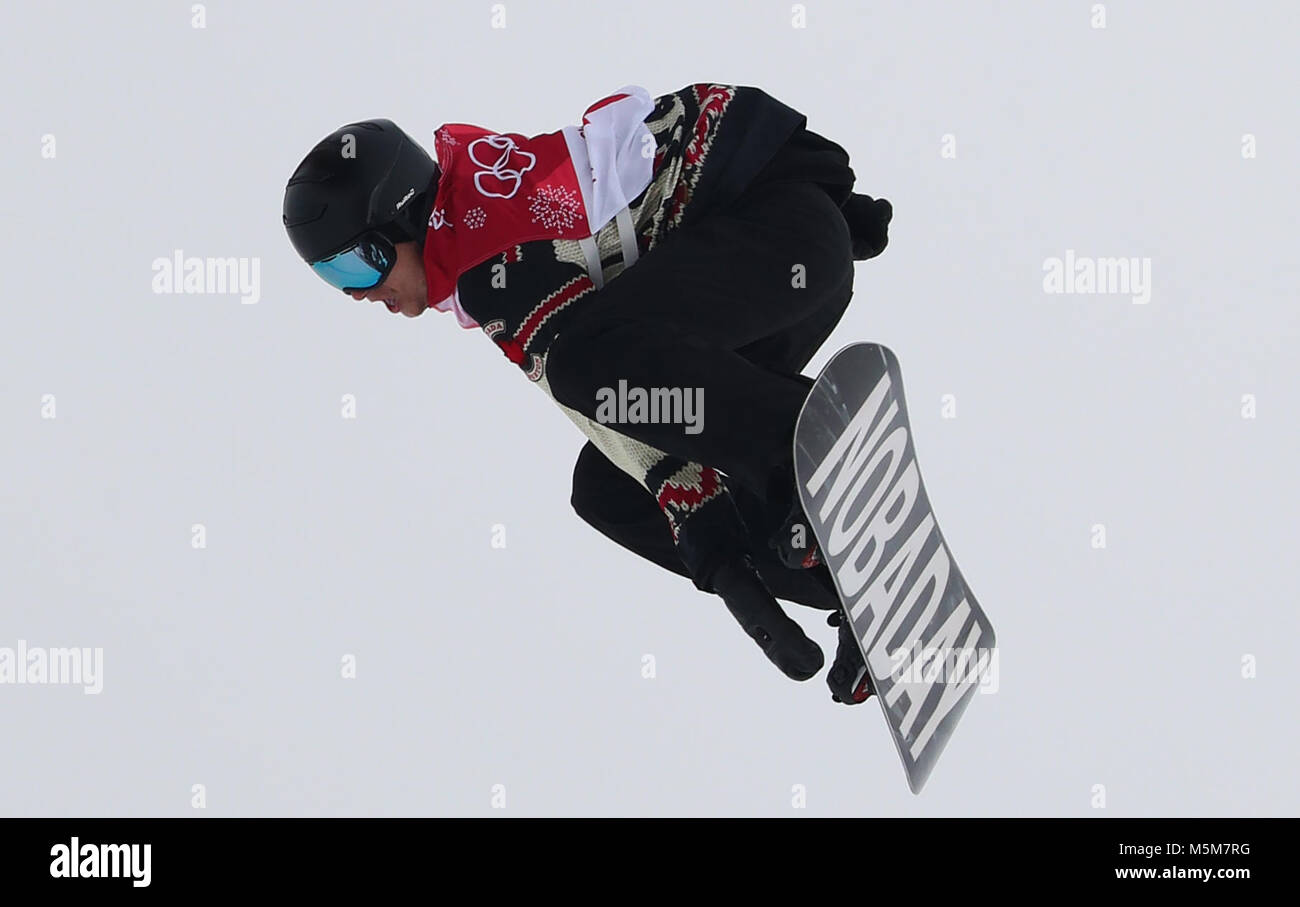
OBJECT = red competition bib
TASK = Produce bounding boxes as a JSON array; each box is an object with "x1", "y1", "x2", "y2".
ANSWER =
[{"x1": 423, "y1": 87, "x2": 656, "y2": 329}]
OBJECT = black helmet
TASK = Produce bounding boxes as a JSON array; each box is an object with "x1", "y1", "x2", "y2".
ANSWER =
[{"x1": 283, "y1": 118, "x2": 438, "y2": 290}]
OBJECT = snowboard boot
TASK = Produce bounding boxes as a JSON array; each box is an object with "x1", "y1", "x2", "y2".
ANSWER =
[
  {"x1": 826, "y1": 609, "x2": 874, "y2": 704},
  {"x1": 763, "y1": 454, "x2": 822, "y2": 570},
  {"x1": 711, "y1": 554, "x2": 824, "y2": 681}
]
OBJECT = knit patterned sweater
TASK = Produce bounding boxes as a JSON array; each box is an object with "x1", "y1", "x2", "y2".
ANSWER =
[{"x1": 452, "y1": 84, "x2": 822, "y2": 583}]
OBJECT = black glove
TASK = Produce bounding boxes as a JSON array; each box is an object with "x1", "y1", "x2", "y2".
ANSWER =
[
  {"x1": 711, "y1": 554, "x2": 824, "y2": 681},
  {"x1": 842, "y1": 193, "x2": 892, "y2": 261}
]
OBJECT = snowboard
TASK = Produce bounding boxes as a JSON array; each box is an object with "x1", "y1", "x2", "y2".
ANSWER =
[{"x1": 792, "y1": 342, "x2": 996, "y2": 794}]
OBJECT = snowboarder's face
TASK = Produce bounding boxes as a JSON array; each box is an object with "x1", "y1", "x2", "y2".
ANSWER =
[{"x1": 348, "y1": 240, "x2": 427, "y2": 317}]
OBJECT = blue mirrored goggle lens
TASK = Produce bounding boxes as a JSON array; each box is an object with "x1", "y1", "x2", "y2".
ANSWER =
[{"x1": 309, "y1": 240, "x2": 392, "y2": 292}]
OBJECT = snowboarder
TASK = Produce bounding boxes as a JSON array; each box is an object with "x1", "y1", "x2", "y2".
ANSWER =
[{"x1": 282, "y1": 83, "x2": 892, "y2": 703}]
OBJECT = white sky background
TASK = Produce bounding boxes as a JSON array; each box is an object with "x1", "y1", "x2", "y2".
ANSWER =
[{"x1": 1, "y1": 0, "x2": 1297, "y2": 816}]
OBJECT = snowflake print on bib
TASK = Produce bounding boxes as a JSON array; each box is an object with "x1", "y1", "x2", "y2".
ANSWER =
[{"x1": 529, "y1": 184, "x2": 584, "y2": 232}]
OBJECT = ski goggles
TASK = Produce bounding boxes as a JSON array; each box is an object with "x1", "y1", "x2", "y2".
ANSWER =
[{"x1": 309, "y1": 233, "x2": 396, "y2": 293}]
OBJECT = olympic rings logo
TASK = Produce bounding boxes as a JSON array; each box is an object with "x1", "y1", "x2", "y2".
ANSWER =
[{"x1": 468, "y1": 134, "x2": 537, "y2": 200}]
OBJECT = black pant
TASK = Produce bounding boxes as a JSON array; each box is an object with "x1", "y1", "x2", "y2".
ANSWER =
[
  {"x1": 553, "y1": 175, "x2": 858, "y2": 610},
  {"x1": 570, "y1": 439, "x2": 844, "y2": 610},
  {"x1": 549, "y1": 177, "x2": 856, "y2": 499}
]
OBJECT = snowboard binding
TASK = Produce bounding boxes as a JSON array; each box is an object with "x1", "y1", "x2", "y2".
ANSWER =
[
  {"x1": 766, "y1": 498, "x2": 823, "y2": 569},
  {"x1": 826, "y1": 609, "x2": 874, "y2": 705},
  {"x1": 764, "y1": 457, "x2": 823, "y2": 570}
]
